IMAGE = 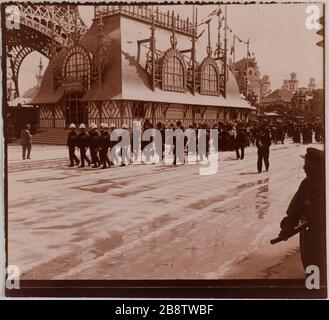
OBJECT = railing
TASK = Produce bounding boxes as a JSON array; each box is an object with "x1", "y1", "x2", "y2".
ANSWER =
[{"x1": 95, "y1": 5, "x2": 194, "y2": 36}]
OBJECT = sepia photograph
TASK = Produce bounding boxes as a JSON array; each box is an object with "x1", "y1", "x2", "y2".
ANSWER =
[{"x1": 1, "y1": 1, "x2": 326, "y2": 298}]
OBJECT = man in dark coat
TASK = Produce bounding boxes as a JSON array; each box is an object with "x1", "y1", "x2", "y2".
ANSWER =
[
  {"x1": 279, "y1": 148, "x2": 326, "y2": 286},
  {"x1": 173, "y1": 120, "x2": 185, "y2": 165},
  {"x1": 76, "y1": 123, "x2": 91, "y2": 168},
  {"x1": 293, "y1": 124, "x2": 301, "y2": 143},
  {"x1": 276, "y1": 125, "x2": 285, "y2": 144},
  {"x1": 66, "y1": 123, "x2": 80, "y2": 167},
  {"x1": 89, "y1": 123, "x2": 100, "y2": 168},
  {"x1": 21, "y1": 124, "x2": 32, "y2": 160},
  {"x1": 255, "y1": 127, "x2": 271, "y2": 173},
  {"x1": 235, "y1": 127, "x2": 246, "y2": 160},
  {"x1": 99, "y1": 124, "x2": 111, "y2": 169}
]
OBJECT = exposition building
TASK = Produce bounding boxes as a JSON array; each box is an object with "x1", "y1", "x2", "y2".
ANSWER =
[{"x1": 32, "y1": 5, "x2": 253, "y2": 129}]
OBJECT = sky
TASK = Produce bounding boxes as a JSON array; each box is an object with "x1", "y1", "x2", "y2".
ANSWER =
[{"x1": 18, "y1": 3, "x2": 324, "y2": 95}]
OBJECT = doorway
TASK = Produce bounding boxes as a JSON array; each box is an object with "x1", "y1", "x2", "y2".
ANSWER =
[{"x1": 65, "y1": 93, "x2": 88, "y2": 127}]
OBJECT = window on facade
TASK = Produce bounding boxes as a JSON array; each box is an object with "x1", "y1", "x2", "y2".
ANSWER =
[
  {"x1": 163, "y1": 55, "x2": 185, "y2": 92},
  {"x1": 201, "y1": 64, "x2": 218, "y2": 95},
  {"x1": 65, "y1": 52, "x2": 89, "y2": 81}
]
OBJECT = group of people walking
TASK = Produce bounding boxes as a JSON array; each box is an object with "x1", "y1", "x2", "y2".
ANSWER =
[
  {"x1": 63, "y1": 118, "x2": 323, "y2": 174},
  {"x1": 67, "y1": 122, "x2": 128, "y2": 168},
  {"x1": 19, "y1": 118, "x2": 323, "y2": 175}
]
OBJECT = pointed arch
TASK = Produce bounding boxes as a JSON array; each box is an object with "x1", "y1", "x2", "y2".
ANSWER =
[
  {"x1": 161, "y1": 48, "x2": 187, "y2": 93},
  {"x1": 199, "y1": 57, "x2": 220, "y2": 96},
  {"x1": 62, "y1": 44, "x2": 92, "y2": 90}
]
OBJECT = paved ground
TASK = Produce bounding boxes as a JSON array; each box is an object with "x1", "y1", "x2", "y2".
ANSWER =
[{"x1": 7, "y1": 140, "x2": 321, "y2": 280}]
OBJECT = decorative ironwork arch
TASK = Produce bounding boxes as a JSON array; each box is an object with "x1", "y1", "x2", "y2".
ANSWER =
[
  {"x1": 199, "y1": 57, "x2": 220, "y2": 96},
  {"x1": 62, "y1": 45, "x2": 92, "y2": 91},
  {"x1": 5, "y1": 4, "x2": 87, "y2": 99},
  {"x1": 161, "y1": 48, "x2": 187, "y2": 93}
]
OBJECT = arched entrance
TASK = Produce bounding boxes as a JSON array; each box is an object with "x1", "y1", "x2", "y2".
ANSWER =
[{"x1": 18, "y1": 51, "x2": 49, "y2": 98}]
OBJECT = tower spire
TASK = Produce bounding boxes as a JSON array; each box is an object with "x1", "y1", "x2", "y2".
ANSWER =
[{"x1": 36, "y1": 57, "x2": 43, "y2": 87}]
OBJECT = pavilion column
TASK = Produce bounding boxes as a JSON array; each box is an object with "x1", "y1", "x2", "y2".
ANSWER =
[
  {"x1": 152, "y1": 103, "x2": 156, "y2": 126},
  {"x1": 52, "y1": 104, "x2": 55, "y2": 128},
  {"x1": 97, "y1": 101, "x2": 103, "y2": 125},
  {"x1": 192, "y1": 106, "x2": 195, "y2": 123},
  {"x1": 216, "y1": 108, "x2": 221, "y2": 121},
  {"x1": 120, "y1": 101, "x2": 125, "y2": 126},
  {"x1": 224, "y1": 109, "x2": 229, "y2": 122}
]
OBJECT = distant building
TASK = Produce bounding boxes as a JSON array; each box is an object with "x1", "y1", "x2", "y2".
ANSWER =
[
  {"x1": 22, "y1": 58, "x2": 44, "y2": 101},
  {"x1": 260, "y1": 88, "x2": 294, "y2": 111},
  {"x1": 232, "y1": 57, "x2": 270, "y2": 103},
  {"x1": 308, "y1": 77, "x2": 316, "y2": 90},
  {"x1": 260, "y1": 87, "x2": 324, "y2": 119},
  {"x1": 259, "y1": 75, "x2": 271, "y2": 100},
  {"x1": 282, "y1": 72, "x2": 298, "y2": 92},
  {"x1": 309, "y1": 89, "x2": 324, "y2": 116}
]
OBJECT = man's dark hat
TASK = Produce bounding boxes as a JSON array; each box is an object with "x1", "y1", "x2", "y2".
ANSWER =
[{"x1": 301, "y1": 147, "x2": 324, "y2": 163}]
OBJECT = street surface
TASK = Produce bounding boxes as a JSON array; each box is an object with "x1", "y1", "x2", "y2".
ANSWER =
[{"x1": 7, "y1": 140, "x2": 321, "y2": 280}]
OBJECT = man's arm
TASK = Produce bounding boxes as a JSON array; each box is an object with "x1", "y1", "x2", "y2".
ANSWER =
[{"x1": 280, "y1": 178, "x2": 308, "y2": 235}]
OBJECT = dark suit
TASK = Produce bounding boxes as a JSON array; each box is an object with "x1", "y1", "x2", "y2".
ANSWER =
[
  {"x1": 280, "y1": 162, "x2": 326, "y2": 286},
  {"x1": 256, "y1": 131, "x2": 271, "y2": 172},
  {"x1": 99, "y1": 131, "x2": 111, "y2": 168},
  {"x1": 235, "y1": 130, "x2": 246, "y2": 159},
  {"x1": 89, "y1": 130, "x2": 100, "y2": 167},
  {"x1": 66, "y1": 130, "x2": 79, "y2": 166},
  {"x1": 21, "y1": 129, "x2": 32, "y2": 159},
  {"x1": 76, "y1": 131, "x2": 91, "y2": 167}
]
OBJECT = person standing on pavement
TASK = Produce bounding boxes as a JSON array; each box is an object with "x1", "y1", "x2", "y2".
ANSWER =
[
  {"x1": 99, "y1": 123, "x2": 111, "y2": 169},
  {"x1": 66, "y1": 123, "x2": 80, "y2": 167},
  {"x1": 278, "y1": 148, "x2": 326, "y2": 286},
  {"x1": 21, "y1": 124, "x2": 32, "y2": 160},
  {"x1": 256, "y1": 127, "x2": 271, "y2": 173},
  {"x1": 276, "y1": 125, "x2": 285, "y2": 144},
  {"x1": 89, "y1": 123, "x2": 100, "y2": 168},
  {"x1": 235, "y1": 126, "x2": 246, "y2": 160},
  {"x1": 76, "y1": 123, "x2": 91, "y2": 168}
]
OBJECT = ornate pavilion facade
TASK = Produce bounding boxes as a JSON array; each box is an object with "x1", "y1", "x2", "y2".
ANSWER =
[{"x1": 32, "y1": 5, "x2": 253, "y2": 129}]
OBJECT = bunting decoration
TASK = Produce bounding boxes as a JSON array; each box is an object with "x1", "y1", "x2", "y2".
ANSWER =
[
  {"x1": 198, "y1": 10, "x2": 221, "y2": 26},
  {"x1": 196, "y1": 29, "x2": 206, "y2": 39},
  {"x1": 208, "y1": 8, "x2": 221, "y2": 17},
  {"x1": 235, "y1": 35, "x2": 249, "y2": 45}
]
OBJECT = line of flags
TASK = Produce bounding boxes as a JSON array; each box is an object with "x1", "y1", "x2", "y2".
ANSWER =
[
  {"x1": 193, "y1": 7, "x2": 255, "y2": 59},
  {"x1": 235, "y1": 35, "x2": 248, "y2": 45},
  {"x1": 197, "y1": 8, "x2": 221, "y2": 26},
  {"x1": 230, "y1": 35, "x2": 254, "y2": 58}
]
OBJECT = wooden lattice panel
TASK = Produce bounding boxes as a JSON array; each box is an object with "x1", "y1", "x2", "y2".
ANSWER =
[
  {"x1": 54, "y1": 106, "x2": 63, "y2": 119},
  {"x1": 101, "y1": 101, "x2": 113, "y2": 119},
  {"x1": 39, "y1": 105, "x2": 52, "y2": 119},
  {"x1": 88, "y1": 102, "x2": 99, "y2": 120}
]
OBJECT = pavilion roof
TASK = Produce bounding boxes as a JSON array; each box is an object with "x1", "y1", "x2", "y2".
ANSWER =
[{"x1": 33, "y1": 14, "x2": 252, "y2": 110}]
